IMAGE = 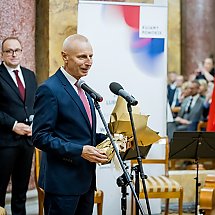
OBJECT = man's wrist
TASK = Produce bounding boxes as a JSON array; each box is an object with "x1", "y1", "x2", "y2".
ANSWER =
[{"x1": 12, "y1": 121, "x2": 18, "y2": 131}]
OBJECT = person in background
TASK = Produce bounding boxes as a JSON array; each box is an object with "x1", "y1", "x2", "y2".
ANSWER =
[
  {"x1": 178, "y1": 81, "x2": 192, "y2": 104},
  {"x1": 195, "y1": 56, "x2": 215, "y2": 82},
  {"x1": 198, "y1": 79, "x2": 208, "y2": 98},
  {"x1": 32, "y1": 34, "x2": 108, "y2": 215},
  {"x1": 202, "y1": 81, "x2": 214, "y2": 122},
  {"x1": 170, "y1": 75, "x2": 184, "y2": 117},
  {"x1": 167, "y1": 71, "x2": 178, "y2": 107},
  {"x1": 171, "y1": 75, "x2": 184, "y2": 108},
  {"x1": 175, "y1": 80, "x2": 205, "y2": 131},
  {"x1": 0, "y1": 37, "x2": 37, "y2": 215}
]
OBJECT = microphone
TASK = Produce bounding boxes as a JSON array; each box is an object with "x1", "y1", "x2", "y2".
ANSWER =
[
  {"x1": 109, "y1": 82, "x2": 138, "y2": 106},
  {"x1": 77, "y1": 79, "x2": 103, "y2": 102}
]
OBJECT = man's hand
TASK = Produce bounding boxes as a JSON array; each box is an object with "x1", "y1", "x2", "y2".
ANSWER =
[
  {"x1": 13, "y1": 123, "x2": 32, "y2": 136},
  {"x1": 175, "y1": 117, "x2": 191, "y2": 125},
  {"x1": 81, "y1": 145, "x2": 108, "y2": 164}
]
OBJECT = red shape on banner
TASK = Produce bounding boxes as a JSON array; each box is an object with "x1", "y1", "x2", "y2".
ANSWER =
[{"x1": 122, "y1": 6, "x2": 139, "y2": 29}]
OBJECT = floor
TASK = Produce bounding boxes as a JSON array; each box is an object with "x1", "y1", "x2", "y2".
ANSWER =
[
  {"x1": 5, "y1": 189, "x2": 38, "y2": 215},
  {"x1": 5, "y1": 189, "x2": 196, "y2": 215}
]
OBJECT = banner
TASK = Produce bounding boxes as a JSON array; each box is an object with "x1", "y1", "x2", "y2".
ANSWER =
[{"x1": 78, "y1": 1, "x2": 168, "y2": 214}]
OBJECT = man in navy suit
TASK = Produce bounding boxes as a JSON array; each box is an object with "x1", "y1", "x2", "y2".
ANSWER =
[
  {"x1": 32, "y1": 34, "x2": 108, "y2": 215},
  {"x1": 0, "y1": 37, "x2": 37, "y2": 215}
]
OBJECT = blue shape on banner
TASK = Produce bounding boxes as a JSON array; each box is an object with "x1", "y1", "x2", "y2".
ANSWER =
[{"x1": 129, "y1": 32, "x2": 165, "y2": 76}]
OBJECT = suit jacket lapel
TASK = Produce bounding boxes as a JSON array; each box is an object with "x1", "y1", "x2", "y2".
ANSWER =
[
  {"x1": 56, "y1": 70, "x2": 93, "y2": 129},
  {"x1": 0, "y1": 63, "x2": 23, "y2": 101}
]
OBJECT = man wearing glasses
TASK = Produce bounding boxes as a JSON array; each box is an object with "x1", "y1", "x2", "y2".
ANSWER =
[{"x1": 0, "y1": 37, "x2": 37, "y2": 215}]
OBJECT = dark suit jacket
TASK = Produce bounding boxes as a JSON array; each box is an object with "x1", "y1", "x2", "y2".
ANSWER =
[
  {"x1": 176, "y1": 96, "x2": 205, "y2": 131},
  {"x1": 0, "y1": 63, "x2": 37, "y2": 146},
  {"x1": 167, "y1": 84, "x2": 176, "y2": 106},
  {"x1": 32, "y1": 69, "x2": 106, "y2": 196}
]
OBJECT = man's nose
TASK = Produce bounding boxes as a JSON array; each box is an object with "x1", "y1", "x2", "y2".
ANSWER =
[
  {"x1": 12, "y1": 51, "x2": 17, "y2": 56},
  {"x1": 85, "y1": 57, "x2": 92, "y2": 65}
]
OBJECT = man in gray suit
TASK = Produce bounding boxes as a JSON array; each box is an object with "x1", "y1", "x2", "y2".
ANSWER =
[{"x1": 175, "y1": 80, "x2": 205, "y2": 131}]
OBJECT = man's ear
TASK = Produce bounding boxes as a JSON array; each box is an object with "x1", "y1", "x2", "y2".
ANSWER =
[{"x1": 61, "y1": 51, "x2": 68, "y2": 62}]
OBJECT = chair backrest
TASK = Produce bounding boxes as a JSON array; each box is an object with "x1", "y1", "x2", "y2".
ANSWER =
[
  {"x1": 130, "y1": 137, "x2": 169, "y2": 176},
  {"x1": 171, "y1": 106, "x2": 181, "y2": 113},
  {"x1": 34, "y1": 148, "x2": 42, "y2": 187},
  {"x1": 197, "y1": 121, "x2": 207, "y2": 131}
]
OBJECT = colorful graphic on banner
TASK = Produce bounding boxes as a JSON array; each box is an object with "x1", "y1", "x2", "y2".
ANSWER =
[
  {"x1": 78, "y1": 2, "x2": 167, "y2": 135},
  {"x1": 102, "y1": 5, "x2": 165, "y2": 75}
]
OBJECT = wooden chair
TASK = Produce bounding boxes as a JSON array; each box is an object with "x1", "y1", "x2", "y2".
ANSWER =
[
  {"x1": 34, "y1": 148, "x2": 45, "y2": 215},
  {"x1": 130, "y1": 138, "x2": 183, "y2": 215},
  {"x1": 171, "y1": 106, "x2": 181, "y2": 114},
  {"x1": 199, "y1": 174, "x2": 215, "y2": 215},
  {"x1": 94, "y1": 189, "x2": 104, "y2": 215},
  {"x1": 197, "y1": 121, "x2": 215, "y2": 169},
  {"x1": 197, "y1": 121, "x2": 207, "y2": 131},
  {"x1": 34, "y1": 148, "x2": 104, "y2": 215}
]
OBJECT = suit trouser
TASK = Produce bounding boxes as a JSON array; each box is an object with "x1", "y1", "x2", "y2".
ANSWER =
[
  {"x1": 0, "y1": 144, "x2": 34, "y2": 215},
  {"x1": 44, "y1": 188, "x2": 95, "y2": 215}
]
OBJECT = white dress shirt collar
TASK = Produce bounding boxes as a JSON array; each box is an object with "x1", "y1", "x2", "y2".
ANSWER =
[
  {"x1": 189, "y1": 94, "x2": 200, "y2": 108},
  {"x1": 60, "y1": 66, "x2": 78, "y2": 92},
  {"x1": 3, "y1": 62, "x2": 25, "y2": 87},
  {"x1": 3, "y1": 62, "x2": 21, "y2": 73}
]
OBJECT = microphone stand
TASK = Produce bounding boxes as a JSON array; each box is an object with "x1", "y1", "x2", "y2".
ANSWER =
[
  {"x1": 94, "y1": 100, "x2": 146, "y2": 215},
  {"x1": 127, "y1": 103, "x2": 152, "y2": 215}
]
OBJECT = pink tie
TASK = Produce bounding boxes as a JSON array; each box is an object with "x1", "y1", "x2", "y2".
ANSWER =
[
  {"x1": 13, "y1": 70, "x2": 25, "y2": 101},
  {"x1": 75, "y1": 83, "x2": 92, "y2": 126}
]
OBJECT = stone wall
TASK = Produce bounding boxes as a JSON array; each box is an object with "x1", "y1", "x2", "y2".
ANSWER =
[
  {"x1": 0, "y1": 0, "x2": 36, "y2": 71},
  {"x1": 181, "y1": 0, "x2": 215, "y2": 76},
  {"x1": 0, "y1": 0, "x2": 36, "y2": 191}
]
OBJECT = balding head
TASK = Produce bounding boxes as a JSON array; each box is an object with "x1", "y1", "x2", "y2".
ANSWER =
[
  {"x1": 61, "y1": 34, "x2": 93, "y2": 79},
  {"x1": 62, "y1": 34, "x2": 90, "y2": 52}
]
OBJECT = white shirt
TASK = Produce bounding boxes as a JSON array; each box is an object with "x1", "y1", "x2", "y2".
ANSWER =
[
  {"x1": 186, "y1": 94, "x2": 200, "y2": 111},
  {"x1": 60, "y1": 66, "x2": 91, "y2": 106},
  {"x1": 3, "y1": 62, "x2": 26, "y2": 130},
  {"x1": 60, "y1": 66, "x2": 78, "y2": 93},
  {"x1": 3, "y1": 62, "x2": 25, "y2": 87}
]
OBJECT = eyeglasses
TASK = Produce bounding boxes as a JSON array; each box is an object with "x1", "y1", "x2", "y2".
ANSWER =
[{"x1": 2, "y1": 49, "x2": 22, "y2": 56}]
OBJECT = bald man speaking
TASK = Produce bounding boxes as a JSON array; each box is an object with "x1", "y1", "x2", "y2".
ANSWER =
[{"x1": 32, "y1": 34, "x2": 108, "y2": 215}]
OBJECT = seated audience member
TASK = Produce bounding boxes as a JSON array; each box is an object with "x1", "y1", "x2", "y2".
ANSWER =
[
  {"x1": 195, "y1": 56, "x2": 215, "y2": 82},
  {"x1": 171, "y1": 80, "x2": 192, "y2": 119},
  {"x1": 167, "y1": 71, "x2": 178, "y2": 107},
  {"x1": 188, "y1": 71, "x2": 197, "y2": 82},
  {"x1": 198, "y1": 79, "x2": 208, "y2": 98},
  {"x1": 174, "y1": 80, "x2": 205, "y2": 131},
  {"x1": 167, "y1": 72, "x2": 184, "y2": 118},
  {"x1": 167, "y1": 101, "x2": 175, "y2": 140},
  {"x1": 171, "y1": 75, "x2": 184, "y2": 108},
  {"x1": 202, "y1": 82, "x2": 214, "y2": 122},
  {"x1": 178, "y1": 81, "x2": 192, "y2": 104}
]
